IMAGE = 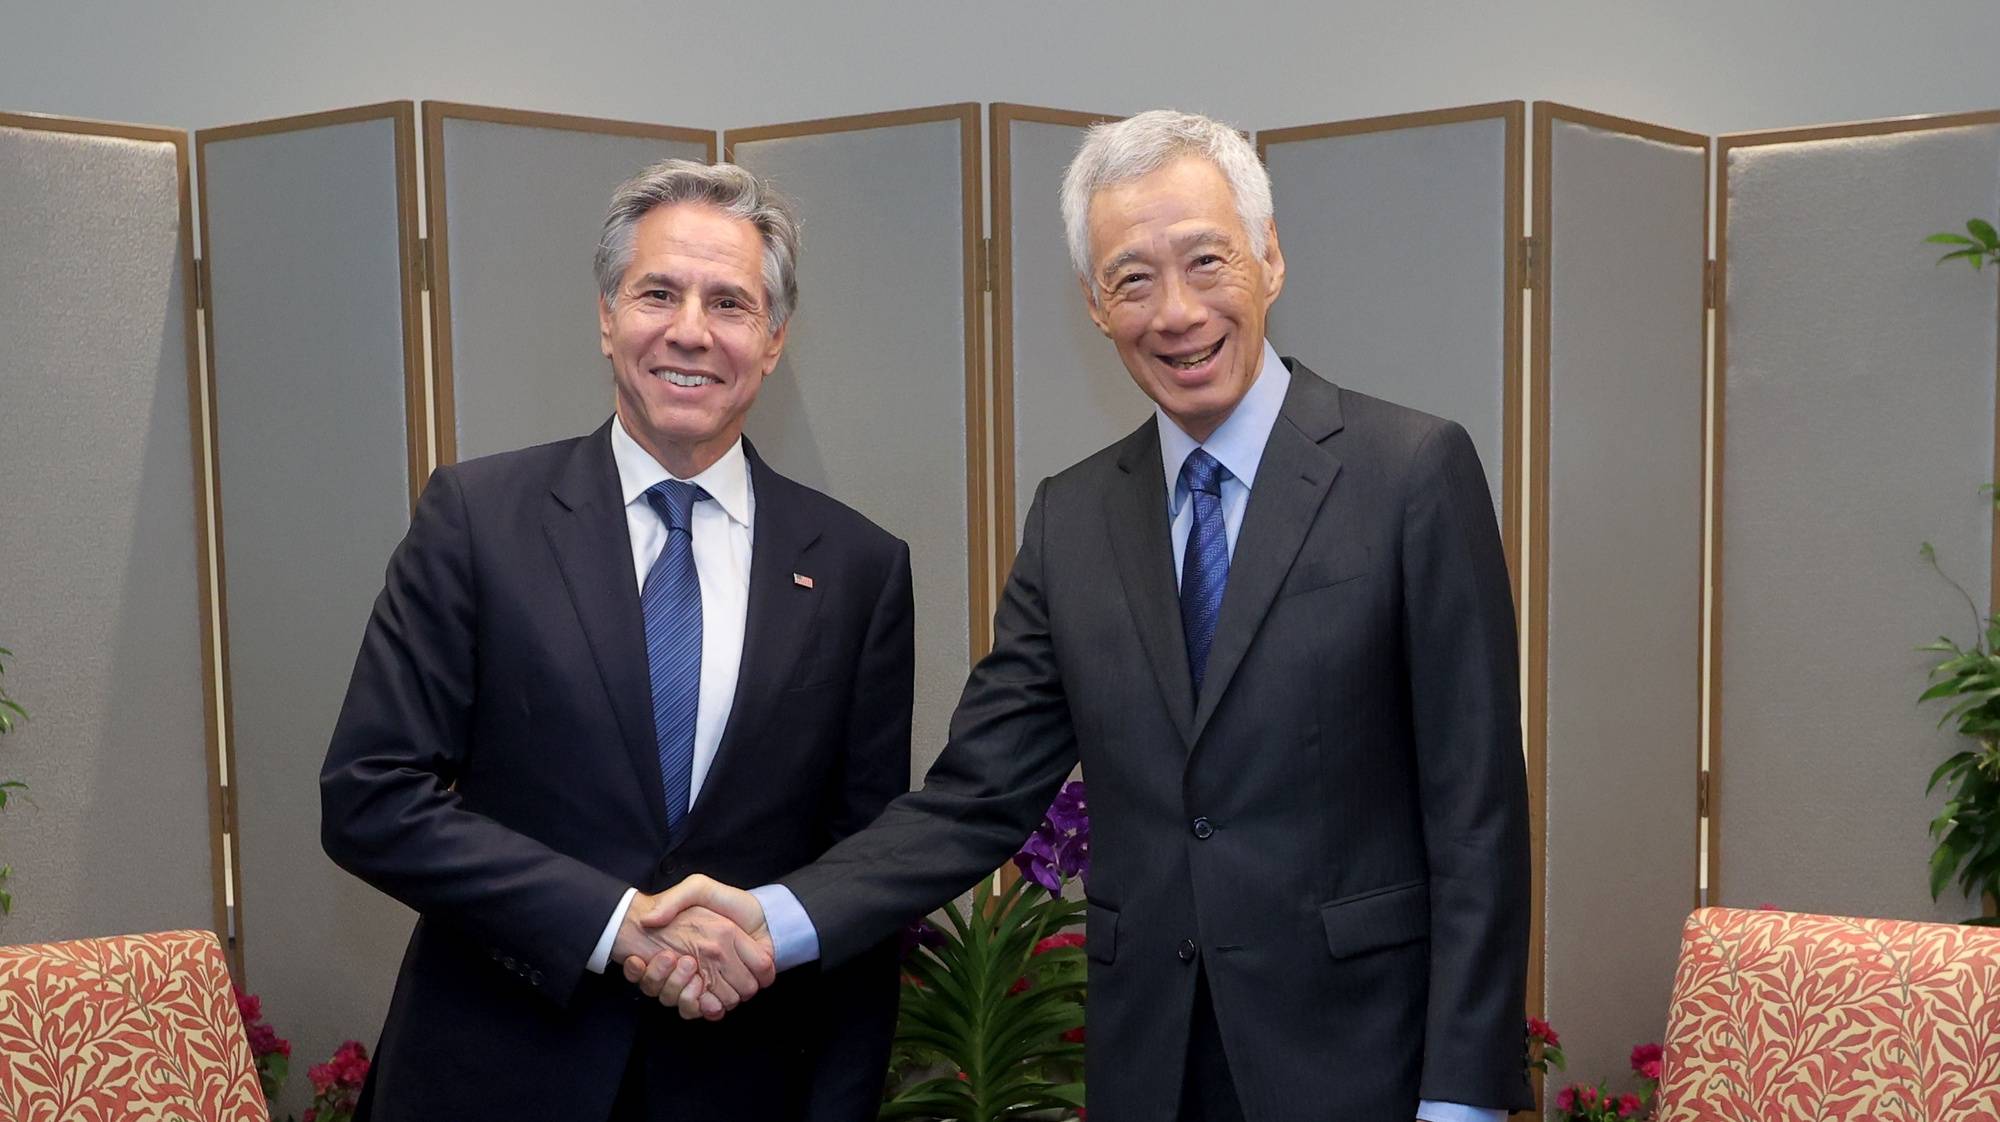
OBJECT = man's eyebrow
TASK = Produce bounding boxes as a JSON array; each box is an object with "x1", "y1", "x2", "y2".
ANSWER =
[{"x1": 1098, "y1": 250, "x2": 1148, "y2": 282}]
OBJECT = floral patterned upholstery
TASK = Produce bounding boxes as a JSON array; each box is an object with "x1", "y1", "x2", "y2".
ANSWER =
[
  {"x1": 0, "y1": 929, "x2": 266, "y2": 1121},
  {"x1": 1660, "y1": 906, "x2": 2000, "y2": 1120}
]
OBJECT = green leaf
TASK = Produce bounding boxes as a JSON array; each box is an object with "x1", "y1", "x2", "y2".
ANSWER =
[
  {"x1": 1939, "y1": 247, "x2": 1986, "y2": 266},
  {"x1": 1930, "y1": 752, "x2": 1978, "y2": 794},
  {"x1": 1969, "y1": 218, "x2": 2000, "y2": 249},
  {"x1": 1929, "y1": 232, "x2": 1980, "y2": 246}
]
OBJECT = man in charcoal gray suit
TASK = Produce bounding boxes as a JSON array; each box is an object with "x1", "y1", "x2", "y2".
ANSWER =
[{"x1": 634, "y1": 111, "x2": 1533, "y2": 1122}]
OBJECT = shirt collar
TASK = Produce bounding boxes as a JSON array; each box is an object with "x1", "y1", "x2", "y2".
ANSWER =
[
  {"x1": 610, "y1": 414, "x2": 752, "y2": 529},
  {"x1": 1157, "y1": 338, "x2": 1290, "y2": 506}
]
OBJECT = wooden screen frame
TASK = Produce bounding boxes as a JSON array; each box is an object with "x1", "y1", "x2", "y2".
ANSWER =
[
  {"x1": 987, "y1": 103, "x2": 1122, "y2": 598},
  {"x1": 422, "y1": 102, "x2": 718, "y2": 467},
  {"x1": 1708, "y1": 108, "x2": 2000, "y2": 909},
  {"x1": 0, "y1": 110, "x2": 226, "y2": 970},
  {"x1": 1528, "y1": 103, "x2": 1709, "y2": 1103},
  {"x1": 193, "y1": 101, "x2": 426, "y2": 980},
  {"x1": 725, "y1": 103, "x2": 991, "y2": 662},
  {"x1": 1256, "y1": 101, "x2": 1527, "y2": 604}
]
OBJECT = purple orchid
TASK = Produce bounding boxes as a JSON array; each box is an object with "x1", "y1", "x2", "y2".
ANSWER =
[{"x1": 1012, "y1": 779, "x2": 1089, "y2": 895}]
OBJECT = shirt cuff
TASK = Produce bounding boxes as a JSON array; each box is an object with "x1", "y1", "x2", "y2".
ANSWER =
[
  {"x1": 750, "y1": 884, "x2": 821, "y2": 972},
  {"x1": 1415, "y1": 1102, "x2": 1504, "y2": 1122},
  {"x1": 586, "y1": 886, "x2": 640, "y2": 974}
]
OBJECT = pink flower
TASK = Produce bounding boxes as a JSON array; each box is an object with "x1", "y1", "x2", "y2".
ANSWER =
[
  {"x1": 1555, "y1": 1086, "x2": 1576, "y2": 1111},
  {"x1": 1580, "y1": 1085, "x2": 1598, "y2": 1106},
  {"x1": 233, "y1": 986, "x2": 262, "y2": 1024},
  {"x1": 1527, "y1": 1015, "x2": 1560, "y2": 1046},
  {"x1": 1619, "y1": 1093, "x2": 1642, "y2": 1117},
  {"x1": 1630, "y1": 1042, "x2": 1662, "y2": 1073},
  {"x1": 1061, "y1": 1026, "x2": 1085, "y2": 1044},
  {"x1": 1640, "y1": 1058, "x2": 1662, "y2": 1081},
  {"x1": 1033, "y1": 932, "x2": 1085, "y2": 955}
]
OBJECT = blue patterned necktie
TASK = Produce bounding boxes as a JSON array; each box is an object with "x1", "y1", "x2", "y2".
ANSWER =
[
  {"x1": 1179, "y1": 448, "x2": 1230, "y2": 693},
  {"x1": 641, "y1": 479, "x2": 706, "y2": 838}
]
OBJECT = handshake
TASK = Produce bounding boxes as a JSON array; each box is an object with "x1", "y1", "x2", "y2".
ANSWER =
[{"x1": 607, "y1": 875, "x2": 775, "y2": 1021}]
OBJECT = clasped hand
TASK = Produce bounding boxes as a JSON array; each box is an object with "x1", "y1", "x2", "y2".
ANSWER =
[{"x1": 610, "y1": 874, "x2": 772, "y2": 1021}]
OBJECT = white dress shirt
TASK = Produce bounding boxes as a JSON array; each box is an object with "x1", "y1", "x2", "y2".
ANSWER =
[{"x1": 586, "y1": 416, "x2": 755, "y2": 973}]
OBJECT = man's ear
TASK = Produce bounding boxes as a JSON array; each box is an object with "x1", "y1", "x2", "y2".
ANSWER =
[
  {"x1": 1081, "y1": 275, "x2": 1113, "y2": 338},
  {"x1": 1261, "y1": 221, "x2": 1286, "y2": 309},
  {"x1": 598, "y1": 296, "x2": 615, "y2": 359},
  {"x1": 761, "y1": 320, "x2": 789, "y2": 376}
]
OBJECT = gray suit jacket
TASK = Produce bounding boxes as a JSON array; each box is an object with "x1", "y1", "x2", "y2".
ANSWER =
[{"x1": 782, "y1": 360, "x2": 1532, "y2": 1121}]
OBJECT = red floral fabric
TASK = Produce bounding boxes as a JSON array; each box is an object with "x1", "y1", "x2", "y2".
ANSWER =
[
  {"x1": 1661, "y1": 907, "x2": 2000, "y2": 1121},
  {"x1": 0, "y1": 929, "x2": 266, "y2": 1121}
]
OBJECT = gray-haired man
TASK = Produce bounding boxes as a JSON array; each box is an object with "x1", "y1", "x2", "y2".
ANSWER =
[
  {"x1": 642, "y1": 111, "x2": 1533, "y2": 1122},
  {"x1": 322, "y1": 159, "x2": 914, "y2": 1121}
]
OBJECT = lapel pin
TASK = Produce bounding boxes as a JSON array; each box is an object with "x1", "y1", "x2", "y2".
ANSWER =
[{"x1": 793, "y1": 573, "x2": 815, "y2": 589}]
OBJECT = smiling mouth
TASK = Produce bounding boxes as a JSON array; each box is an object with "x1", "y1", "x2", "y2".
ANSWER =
[
  {"x1": 1159, "y1": 337, "x2": 1225, "y2": 370},
  {"x1": 652, "y1": 367, "x2": 718, "y2": 388}
]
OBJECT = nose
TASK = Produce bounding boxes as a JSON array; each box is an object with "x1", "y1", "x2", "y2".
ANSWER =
[
  {"x1": 1150, "y1": 268, "x2": 1207, "y2": 336},
  {"x1": 661, "y1": 297, "x2": 711, "y2": 351}
]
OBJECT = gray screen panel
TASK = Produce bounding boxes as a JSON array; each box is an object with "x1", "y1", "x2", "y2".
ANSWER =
[
  {"x1": 439, "y1": 116, "x2": 711, "y2": 460},
  {"x1": 1541, "y1": 114, "x2": 1706, "y2": 1082},
  {"x1": 200, "y1": 114, "x2": 415, "y2": 1101},
  {"x1": 731, "y1": 119, "x2": 969, "y2": 780},
  {"x1": 1719, "y1": 123, "x2": 2000, "y2": 922},
  {"x1": 1007, "y1": 117, "x2": 1149, "y2": 538},
  {"x1": 1261, "y1": 118, "x2": 1510, "y2": 510},
  {"x1": 0, "y1": 123, "x2": 214, "y2": 943}
]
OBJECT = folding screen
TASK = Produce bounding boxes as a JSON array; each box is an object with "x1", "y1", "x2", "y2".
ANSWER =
[
  {"x1": 425, "y1": 103, "x2": 715, "y2": 462},
  {"x1": 989, "y1": 104, "x2": 1137, "y2": 564},
  {"x1": 1257, "y1": 103, "x2": 1524, "y2": 584},
  {"x1": 726, "y1": 104, "x2": 983, "y2": 778},
  {"x1": 0, "y1": 112, "x2": 219, "y2": 946},
  {"x1": 1530, "y1": 103, "x2": 1708, "y2": 1084},
  {"x1": 197, "y1": 102, "x2": 425, "y2": 1091},
  {"x1": 1713, "y1": 111, "x2": 2000, "y2": 922}
]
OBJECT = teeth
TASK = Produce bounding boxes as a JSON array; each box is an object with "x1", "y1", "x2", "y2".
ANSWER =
[
  {"x1": 656, "y1": 369, "x2": 714, "y2": 388},
  {"x1": 1167, "y1": 341, "x2": 1222, "y2": 369}
]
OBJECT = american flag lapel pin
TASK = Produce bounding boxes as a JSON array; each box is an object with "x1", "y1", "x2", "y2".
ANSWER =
[{"x1": 793, "y1": 573, "x2": 815, "y2": 589}]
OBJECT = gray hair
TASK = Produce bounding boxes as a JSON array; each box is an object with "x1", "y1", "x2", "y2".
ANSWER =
[
  {"x1": 1059, "y1": 109, "x2": 1274, "y2": 288},
  {"x1": 594, "y1": 159, "x2": 801, "y2": 333}
]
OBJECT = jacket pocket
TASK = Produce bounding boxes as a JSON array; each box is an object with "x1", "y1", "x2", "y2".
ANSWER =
[
  {"x1": 1319, "y1": 879, "x2": 1429, "y2": 959},
  {"x1": 1278, "y1": 552, "x2": 1372, "y2": 600},
  {"x1": 1086, "y1": 901, "x2": 1120, "y2": 964}
]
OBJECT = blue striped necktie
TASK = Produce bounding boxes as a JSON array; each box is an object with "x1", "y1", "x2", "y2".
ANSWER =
[
  {"x1": 1180, "y1": 448, "x2": 1230, "y2": 693},
  {"x1": 642, "y1": 479, "x2": 706, "y2": 838}
]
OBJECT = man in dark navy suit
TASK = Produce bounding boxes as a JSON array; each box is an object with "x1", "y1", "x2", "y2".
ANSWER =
[{"x1": 321, "y1": 159, "x2": 912, "y2": 1121}]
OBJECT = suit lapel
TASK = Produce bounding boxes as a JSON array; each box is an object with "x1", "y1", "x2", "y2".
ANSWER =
[
  {"x1": 542, "y1": 421, "x2": 669, "y2": 840},
  {"x1": 677, "y1": 441, "x2": 822, "y2": 845},
  {"x1": 1105, "y1": 421, "x2": 1197, "y2": 747},
  {"x1": 1190, "y1": 361, "x2": 1345, "y2": 746}
]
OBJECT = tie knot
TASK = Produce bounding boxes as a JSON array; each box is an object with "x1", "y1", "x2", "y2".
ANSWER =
[
  {"x1": 1181, "y1": 448, "x2": 1228, "y2": 497},
  {"x1": 644, "y1": 479, "x2": 707, "y2": 532}
]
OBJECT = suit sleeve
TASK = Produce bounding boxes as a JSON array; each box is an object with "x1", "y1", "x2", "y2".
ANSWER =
[
  {"x1": 801, "y1": 540, "x2": 916, "y2": 1117},
  {"x1": 780, "y1": 479, "x2": 1080, "y2": 968},
  {"x1": 319, "y1": 466, "x2": 628, "y2": 1006},
  {"x1": 1401, "y1": 421, "x2": 1534, "y2": 1111}
]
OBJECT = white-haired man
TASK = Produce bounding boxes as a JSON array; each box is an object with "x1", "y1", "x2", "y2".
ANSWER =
[
  {"x1": 321, "y1": 159, "x2": 913, "y2": 1121},
  {"x1": 642, "y1": 112, "x2": 1532, "y2": 1122}
]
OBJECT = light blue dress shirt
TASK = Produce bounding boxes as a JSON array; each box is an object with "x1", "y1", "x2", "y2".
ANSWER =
[{"x1": 757, "y1": 341, "x2": 1500, "y2": 1122}]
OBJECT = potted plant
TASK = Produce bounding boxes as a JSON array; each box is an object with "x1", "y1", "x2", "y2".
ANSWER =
[
  {"x1": 880, "y1": 780, "x2": 1088, "y2": 1121},
  {"x1": 0, "y1": 643, "x2": 27, "y2": 914},
  {"x1": 1915, "y1": 221, "x2": 2000, "y2": 923}
]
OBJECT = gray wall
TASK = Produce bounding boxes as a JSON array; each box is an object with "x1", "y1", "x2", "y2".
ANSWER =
[
  {"x1": 1538, "y1": 110, "x2": 1708, "y2": 1085},
  {"x1": 0, "y1": 121, "x2": 217, "y2": 944},
  {"x1": 6, "y1": 2, "x2": 1998, "y2": 141},
  {"x1": 199, "y1": 112, "x2": 419, "y2": 1111},
  {"x1": 1715, "y1": 120, "x2": 2000, "y2": 923}
]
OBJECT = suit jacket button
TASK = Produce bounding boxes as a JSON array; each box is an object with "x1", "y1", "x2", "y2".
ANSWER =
[
  {"x1": 1191, "y1": 817, "x2": 1214, "y2": 839},
  {"x1": 1177, "y1": 939, "x2": 1197, "y2": 963},
  {"x1": 530, "y1": 970, "x2": 544, "y2": 986},
  {"x1": 502, "y1": 956, "x2": 517, "y2": 971}
]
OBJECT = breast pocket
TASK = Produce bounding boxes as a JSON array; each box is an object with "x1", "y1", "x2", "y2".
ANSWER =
[{"x1": 1278, "y1": 550, "x2": 1372, "y2": 601}]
